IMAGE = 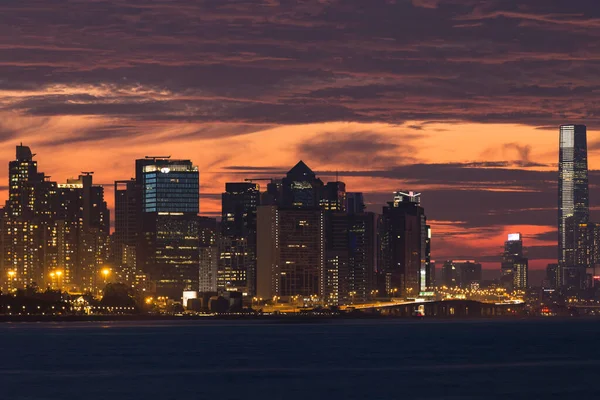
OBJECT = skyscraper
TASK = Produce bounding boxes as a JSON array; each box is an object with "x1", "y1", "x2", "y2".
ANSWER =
[
  {"x1": 219, "y1": 182, "x2": 260, "y2": 296},
  {"x1": 346, "y1": 192, "x2": 366, "y2": 214},
  {"x1": 113, "y1": 179, "x2": 139, "y2": 285},
  {"x1": 501, "y1": 233, "x2": 528, "y2": 290},
  {"x1": 347, "y1": 212, "x2": 377, "y2": 303},
  {"x1": 1, "y1": 145, "x2": 57, "y2": 290},
  {"x1": 198, "y1": 217, "x2": 219, "y2": 293},
  {"x1": 324, "y1": 212, "x2": 349, "y2": 305},
  {"x1": 256, "y1": 206, "x2": 325, "y2": 302},
  {"x1": 136, "y1": 157, "x2": 200, "y2": 298},
  {"x1": 424, "y1": 225, "x2": 434, "y2": 288},
  {"x1": 558, "y1": 124, "x2": 589, "y2": 288},
  {"x1": 55, "y1": 173, "x2": 109, "y2": 291},
  {"x1": 321, "y1": 181, "x2": 346, "y2": 212},
  {"x1": 379, "y1": 191, "x2": 427, "y2": 297},
  {"x1": 281, "y1": 161, "x2": 324, "y2": 208}
]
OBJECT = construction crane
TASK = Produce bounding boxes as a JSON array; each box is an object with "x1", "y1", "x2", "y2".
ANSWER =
[{"x1": 81, "y1": 171, "x2": 94, "y2": 175}]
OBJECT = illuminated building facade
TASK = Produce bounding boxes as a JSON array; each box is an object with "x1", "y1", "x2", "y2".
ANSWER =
[
  {"x1": 55, "y1": 173, "x2": 109, "y2": 291},
  {"x1": 425, "y1": 225, "x2": 434, "y2": 289},
  {"x1": 218, "y1": 182, "x2": 260, "y2": 296},
  {"x1": 500, "y1": 233, "x2": 528, "y2": 290},
  {"x1": 1, "y1": 145, "x2": 57, "y2": 290},
  {"x1": 0, "y1": 146, "x2": 109, "y2": 292},
  {"x1": 513, "y1": 258, "x2": 528, "y2": 290},
  {"x1": 256, "y1": 206, "x2": 325, "y2": 302},
  {"x1": 199, "y1": 217, "x2": 219, "y2": 293},
  {"x1": 380, "y1": 191, "x2": 427, "y2": 297},
  {"x1": 324, "y1": 212, "x2": 349, "y2": 305},
  {"x1": 137, "y1": 157, "x2": 200, "y2": 298},
  {"x1": 558, "y1": 124, "x2": 589, "y2": 288}
]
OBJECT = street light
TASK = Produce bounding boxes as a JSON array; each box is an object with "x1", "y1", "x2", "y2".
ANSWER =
[
  {"x1": 7, "y1": 270, "x2": 16, "y2": 293},
  {"x1": 101, "y1": 268, "x2": 111, "y2": 287},
  {"x1": 55, "y1": 270, "x2": 63, "y2": 291}
]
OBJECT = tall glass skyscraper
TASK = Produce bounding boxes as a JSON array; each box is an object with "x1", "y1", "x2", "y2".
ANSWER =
[{"x1": 558, "y1": 124, "x2": 589, "y2": 287}]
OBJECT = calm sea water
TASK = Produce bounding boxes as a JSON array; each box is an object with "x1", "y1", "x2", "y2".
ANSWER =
[{"x1": 0, "y1": 318, "x2": 599, "y2": 400}]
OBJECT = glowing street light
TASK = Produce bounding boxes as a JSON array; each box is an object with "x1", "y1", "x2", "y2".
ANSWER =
[
  {"x1": 7, "y1": 270, "x2": 16, "y2": 292},
  {"x1": 101, "y1": 267, "x2": 111, "y2": 288}
]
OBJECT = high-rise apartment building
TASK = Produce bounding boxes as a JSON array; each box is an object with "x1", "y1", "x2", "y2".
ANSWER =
[
  {"x1": 1, "y1": 146, "x2": 109, "y2": 293},
  {"x1": 55, "y1": 173, "x2": 109, "y2": 291},
  {"x1": 1, "y1": 145, "x2": 57, "y2": 290},
  {"x1": 219, "y1": 182, "x2": 259, "y2": 296},
  {"x1": 558, "y1": 124, "x2": 589, "y2": 288}
]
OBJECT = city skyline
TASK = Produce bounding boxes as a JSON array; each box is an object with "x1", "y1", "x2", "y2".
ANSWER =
[
  {"x1": 3, "y1": 1, "x2": 600, "y2": 270},
  {"x1": 0, "y1": 138, "x2": 595, "y2": 273}
]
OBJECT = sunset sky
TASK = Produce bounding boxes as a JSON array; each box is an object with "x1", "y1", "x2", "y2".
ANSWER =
[{"x1": 2, "y1": 0, "x2": 600, "y2": 270}]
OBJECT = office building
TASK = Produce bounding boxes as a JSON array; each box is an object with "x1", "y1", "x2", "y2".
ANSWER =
[
  {"x1": 281, "y1": 161, "x2": 324, "y2": 208},
  {"x1": 546, "y1": 263, "x2": 559, "y2": 289},
  {"x1": 442, "y1": 260, "x2": 482, "y2": 289},
  {"x1": 500, "y1": 233, "x2": 528, "y2": 290},
  {"x1": 218, "y1": 182, "x2": 260, "y2": 296},
  {"x1": 558, "y1": 124, "x2": 589, "y2": 288},
  {"x1": 324, "y1": 212, "x2": 349, "y2": 305},
  {"x1": 136, "y1": 157, "x2": 200, "y2": 298},
  {"x1": 321, "y1": 181, "x2": 346, "y2": 212},
  {"x1": 424, "y1": 225, "x2": 434, "y2": 289},
  {"x1": 256, "y1": 206, "x2": 325, "y2": 302},
  {"x1": 379, "y1": 191, "x2": 427, "y2": 297},
  {"x1": 346, "y1": 192, "x2": 366, "y2": 214},
  {"x1": 199, "y1": 217, "x2": 219, "y2": 293},
  {"x1": 347, "y1": 212, "x2": 377, "y2": 303}
]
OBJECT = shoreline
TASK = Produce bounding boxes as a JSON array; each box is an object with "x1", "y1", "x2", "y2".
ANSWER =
[{"x1": 0, "y1": 313, "x2": 585, "y2": 323}]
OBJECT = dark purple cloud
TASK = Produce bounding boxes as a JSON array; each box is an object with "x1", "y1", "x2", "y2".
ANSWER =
[{"x1": 0, "y1": 0, "x2": 599, "y2": 129}]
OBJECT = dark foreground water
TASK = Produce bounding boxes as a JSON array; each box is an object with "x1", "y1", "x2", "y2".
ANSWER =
[{"x1": 0, "y1": 318, "x2": 599, "y2": 400}]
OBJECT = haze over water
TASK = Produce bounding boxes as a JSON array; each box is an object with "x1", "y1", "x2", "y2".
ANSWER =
[{"x1": 2, "y1": 319, "x2": 599, "y2": 400}]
